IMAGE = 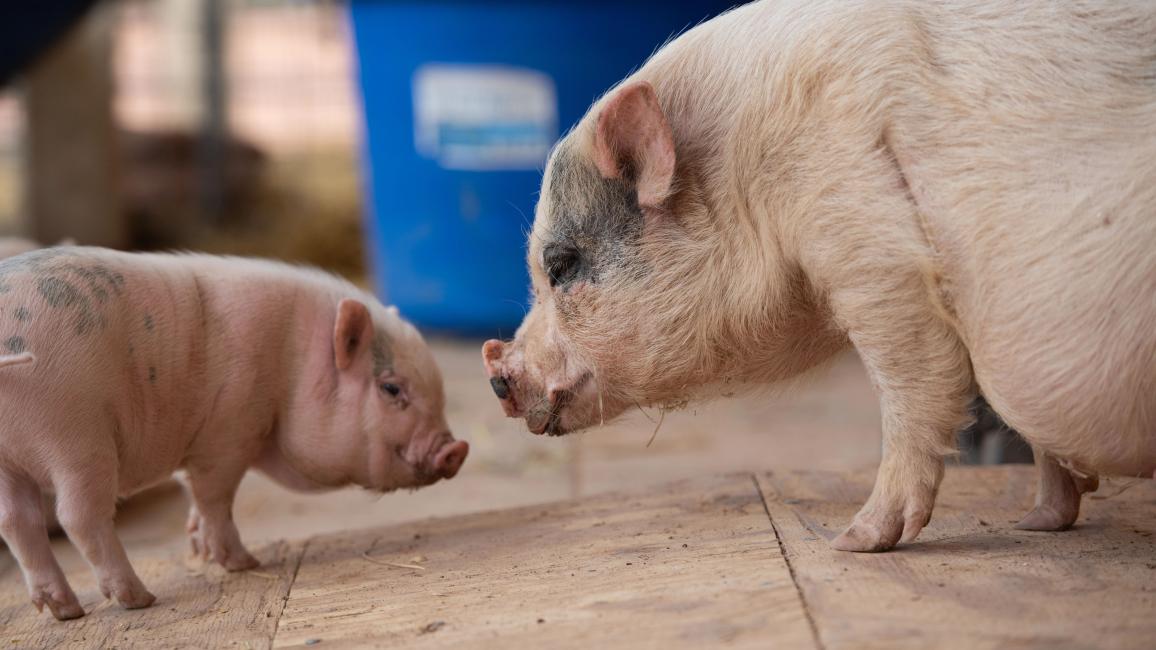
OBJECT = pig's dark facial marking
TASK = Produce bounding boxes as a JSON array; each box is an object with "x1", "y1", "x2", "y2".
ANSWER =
[
  {"x1": 12, "y1": 307, "x2": 30, "y2": 322},
  {"x1": 143, "y1": 314, "x2": 154, "y2": 331},
  {"x1": 4, "y1": 335, "x2": 26, "y2": 354},
  {"x1": 37, "y1": 276, "x2": 83, "y2": 308},
  {"x1": 148, "y1": 366, "x2": 157, "y2": 384},
  {"x1": 539, "y1": 143, "x2": 645, "y2": 293},
  {"x1": 543, "y1": 243, "x2": 583, "y2": 287},
  {"x1": 371, "y1": 326, "x2": 394, "y2": 377}
]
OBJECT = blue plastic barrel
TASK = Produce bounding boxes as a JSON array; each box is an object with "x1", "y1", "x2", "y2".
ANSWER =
[{"x1": 350, "y1": 1, "x2": 737, "y2": 336}]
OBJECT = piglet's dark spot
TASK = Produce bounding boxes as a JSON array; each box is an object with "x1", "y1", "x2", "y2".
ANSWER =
[
  {"x1": 37, "y1": 276, "x2": 82, "y2": 308},
  {"x1": 143, "y1": 314, "x2": 154, "y2": 331},
  {"x1": 75, "y1": 311, "x2": 99, "y2": 336},
  {"x1": 4, "y1": 336, "x2": 26, "y2": 354},
  {"x1": 148, "y1": 366, "x2": 157, "y2": 384},
  {"x1": 13, "y1": 307, "x2": 30, "y2": 322}
]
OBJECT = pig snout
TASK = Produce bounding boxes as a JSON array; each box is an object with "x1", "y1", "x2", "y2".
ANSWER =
[
  {"x1": 432, "y1": 439, "x2": 469, "y2": 479},
  {"x1": 489, "y1": 376, "x2": 510, "y2": 400},
  {"x1": 482, "y1": 339, "x2": 521, "y2": 417}
]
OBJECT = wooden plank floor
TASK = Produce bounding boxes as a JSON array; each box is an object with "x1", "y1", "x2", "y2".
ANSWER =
[{"x1": 1, "y1": 467, "x2": 1153, "y2": 649}]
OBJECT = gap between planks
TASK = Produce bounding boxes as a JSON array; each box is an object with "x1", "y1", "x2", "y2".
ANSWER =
[
  {"x1": 752, "y1": 473, "x2": 826, "y2": 650},
  {"x1": 267, "y1": 539, "x2": 310, "y2": 650}
]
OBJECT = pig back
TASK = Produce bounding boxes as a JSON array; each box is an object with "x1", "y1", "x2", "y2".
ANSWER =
[{"x1": 0, "y1": 247, "x2": 213, "y2": 490}]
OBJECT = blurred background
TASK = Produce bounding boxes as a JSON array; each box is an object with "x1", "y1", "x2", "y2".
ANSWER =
[{"x1": 0, "y1": 0, "x2": 1027, "y2": 553}]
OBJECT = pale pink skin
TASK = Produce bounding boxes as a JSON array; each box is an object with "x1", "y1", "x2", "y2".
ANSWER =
[
  {"x1": 482, "y1": 1, "x2": 1156, "y2": 552},
  {"x1": 0, "y1": 247, "x2": 467, "y2": 620}
]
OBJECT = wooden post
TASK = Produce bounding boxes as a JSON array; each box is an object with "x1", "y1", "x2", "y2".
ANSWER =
[{"x1": 22, "y1": 2, "x2": 126, "y2": 248}]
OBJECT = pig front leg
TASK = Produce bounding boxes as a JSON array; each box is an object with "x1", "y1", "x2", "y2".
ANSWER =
[
  {"x1": 184, "y1": 462, "x2": 258, "y2": 571},
  {"x1": 1015, "y1": 450, "x2": 1098, "y2": 531},
  {"x1": 53, "y1": 465, "x2": 156, "y2": 610},
  {"x1": 0, "y1": 474, "x2": 84, "y2": 620},
  {"x1": 826, "y1": 279, "x2": 973, "y2": 552}
]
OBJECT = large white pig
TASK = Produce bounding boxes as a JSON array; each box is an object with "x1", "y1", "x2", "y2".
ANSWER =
[
  {"x1": 483, "y1": 0, "x2": 1156, "y2": 552},
  {"x1": 0, "y1": 247, "x2": 468, "y2": 619}
]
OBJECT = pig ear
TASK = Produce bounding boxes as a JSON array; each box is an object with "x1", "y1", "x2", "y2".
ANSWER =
[
  {"x1": 592, "y1": 80, "x2": 676, "y2": 210},
  {"x1": 334, "y1": 298, "x2": 372, "y2": 371}
]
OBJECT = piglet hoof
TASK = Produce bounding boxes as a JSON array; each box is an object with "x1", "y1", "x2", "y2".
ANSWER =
[
  {"x1": 100, "y1": 576, "x2": 156, "y2": 610},
  {"x1": 220, "y1": 549, "x2": 260, "y2": 572},
  {"x1": 33, "y1": 588, "x2": 85, "y2": 621},
  {"x1": 1014, "y1": 505, "x2": 1075, "y2": 532},
  {"x1": 118, "y1": 588, "x2": 157, "y2": 610}
]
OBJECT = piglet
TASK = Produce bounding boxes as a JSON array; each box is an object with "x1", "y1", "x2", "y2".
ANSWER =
[{"x1": 0, "y1": 247, "x2": 467, "y2": 620}]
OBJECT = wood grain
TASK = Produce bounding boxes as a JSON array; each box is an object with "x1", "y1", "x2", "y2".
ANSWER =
[
  {"x1": 272, "y1": 474, "x2": 815, "y2": 649},
  {"x1": 4, "y1": 467, "x2": 1152, "y2": 649},
  {"x1": 0, "y1": 540, "x2": 303, "y2": 649},
  {"x1": 757, "y1": 467, "x2": 1156, "y2": 650}
]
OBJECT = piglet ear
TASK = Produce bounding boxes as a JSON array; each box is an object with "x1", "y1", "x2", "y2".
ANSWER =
[
  {"x1": 334, "y1": 298, "x2": 372, "y2": 371},
  {"x1": 592, "y1": 80, "x2": 676, "y2": 210}
]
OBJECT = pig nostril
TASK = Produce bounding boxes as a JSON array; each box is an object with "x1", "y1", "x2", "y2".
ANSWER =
[
  {"x1": 548, "y1": 387, "x2": 569, "y2": 407},
  {"x1": 437, "y1": 441, "x2": 469, "y2": 478},
  {"x1": 490, "y1": 376, "x2": 510, "y2": 400}
]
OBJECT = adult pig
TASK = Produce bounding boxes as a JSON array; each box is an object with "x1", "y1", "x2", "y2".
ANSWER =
[
  {"x1": 0, "y1": 247, "x2": 468, "y2": 619},
  {"x1": 483, "y1": 0, "x2": 1156, "y2": 552}
]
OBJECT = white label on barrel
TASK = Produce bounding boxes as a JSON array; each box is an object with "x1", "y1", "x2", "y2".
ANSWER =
[{"x1": 413, "y1": 64, "x2": 558, "y2": 171}]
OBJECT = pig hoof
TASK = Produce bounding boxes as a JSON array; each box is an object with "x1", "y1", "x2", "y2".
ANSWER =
[
  {"x1": 830, "y1": 506, "x2": 927, "y2": 552},
  {"x1": 34, "y1": 589, "x2": 85, "y2": 621},
  {"x1": 830, "y1": 520, "x2": 900, "y2": 553},
  {"x1": 117, "y1": 587, "x2": 157, "y2": 610},
  {"x1": 101, "y1": 577, "x2": 156, "y2": 610},
  {"x1": 221, "y1": 550, "x2": 260, "y2": 572},
  {"x1": 1014, "y1": 505, "x2": 1075, "y2": 531}
]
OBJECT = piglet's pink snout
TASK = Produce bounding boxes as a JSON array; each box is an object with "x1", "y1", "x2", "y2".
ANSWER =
[{"x1": 433, "y1": 440, "x2": 469, "y2": 479}]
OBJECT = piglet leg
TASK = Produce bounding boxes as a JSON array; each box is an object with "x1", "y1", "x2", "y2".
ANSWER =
[
  {"x1": 1015, "y1": 450, "x2": 1098, "y2": 531},
  {"x1": 184, "y1": 462, "x2": 258, "y2": 571},
  {"x1": 53, "y1": 467, "x2": 155, "y2": 610},
  {"x1": 0, "y1": 474, "x2": 83, "y2": 620}
]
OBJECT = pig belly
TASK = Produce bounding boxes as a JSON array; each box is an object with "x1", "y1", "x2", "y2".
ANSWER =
[{"x1": 961, "y1": 222, "x2": 1156, "y2": 478}]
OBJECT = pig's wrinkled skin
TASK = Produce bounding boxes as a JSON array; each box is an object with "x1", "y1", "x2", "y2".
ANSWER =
[
  {"x1": 0, "y1": 247, "x2": 467, "y2": 619},
  {"x1": 484, "y1": 0, "x2": 1156, "y2": 552}
]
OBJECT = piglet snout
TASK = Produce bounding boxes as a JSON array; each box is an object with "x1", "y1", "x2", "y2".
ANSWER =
[{"x1": 433, "y1": 440, "x2": 469, "y2": 479}]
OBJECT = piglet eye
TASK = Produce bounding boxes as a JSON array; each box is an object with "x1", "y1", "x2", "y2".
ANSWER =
[
  {"x1": 543, "y1": 244, "x2": 582, "y2": 288},
  {"x1": 379, "y1": 382, "x2": 401, "y2": 397}
]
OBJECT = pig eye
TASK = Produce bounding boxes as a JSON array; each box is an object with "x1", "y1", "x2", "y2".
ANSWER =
[
  {"x1": 543, "y1": 244, "x2": 581, "y2": 288},
  {"x1": 379, "y1": 382, "x2": 401, "y2": 397}
]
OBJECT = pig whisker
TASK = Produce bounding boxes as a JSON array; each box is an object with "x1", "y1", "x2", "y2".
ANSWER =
[
  {"x1": 598, "y1": 389, "x2": 605, "y2": 426},
  {"x1": 634, "y1": 401, "x2": 657, "y2": 424},
  {"x1": 502, "y1": 298, "x2": 530, "y2": 319},
  {"x1": 645, "y1": 407, "x2": 667, "y2": 448},
  {"x1": 507, "y1": 199, "x2": 537, "y2": 234}
]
